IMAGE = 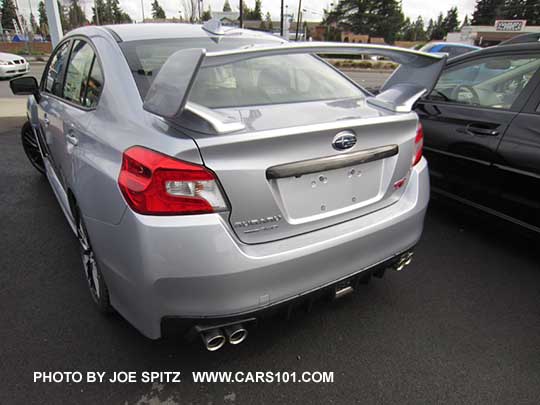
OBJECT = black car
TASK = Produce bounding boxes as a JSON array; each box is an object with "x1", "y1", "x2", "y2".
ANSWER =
[{"x1": 415, "y1": 43, "x2": 540, "y2": 233}]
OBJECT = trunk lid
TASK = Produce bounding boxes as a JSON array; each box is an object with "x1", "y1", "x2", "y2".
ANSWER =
[{"x1": 189, "y1": 99, "x2": 419, "y2": 244}]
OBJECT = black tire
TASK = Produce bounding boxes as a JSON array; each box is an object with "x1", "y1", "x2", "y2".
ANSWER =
[
  {"x1": 21, "y1": 121, "x2": 45, "y2": 175},
  {"x1": 76, "y1": 211, "x2": 113, "y2": 314}
]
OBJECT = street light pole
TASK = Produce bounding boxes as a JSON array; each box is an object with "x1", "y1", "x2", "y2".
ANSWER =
[
  {"x1": 295, "y1": 0, "x2": 302, "y2": 41},
  {"x1": 239, "y1": 0, "x2": 243, "y2": 28},
  {"x1": 280, "y1": 0, "x2": 284, "y2": 37},
  {"x1": 141, "y1": 0, "x2": 145, "y2": 22}
]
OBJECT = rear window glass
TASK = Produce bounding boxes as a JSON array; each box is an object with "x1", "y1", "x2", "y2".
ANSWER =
[{"x1": 120, "y1": 37, "x2": 364, "y2": 109}]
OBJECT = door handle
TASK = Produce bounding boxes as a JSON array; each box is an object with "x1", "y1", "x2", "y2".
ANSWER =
[
  {"x1": 465, "y1": 124, "x2": 499, "y2": 136},
  {"x1": 66, "y1": 132, "x2": 78, "y2": 146},
  {"x1": 43, "y1": 116, "x2": 50, "y2": 127}
]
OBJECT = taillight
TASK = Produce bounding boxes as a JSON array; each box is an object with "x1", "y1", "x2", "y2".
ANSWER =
[
  {"x1": 412, "y1": 122, "x2": 424, "y2": 166},
  {"x1": 118, "y1": 146, "x2": 227, "y2": 215}
]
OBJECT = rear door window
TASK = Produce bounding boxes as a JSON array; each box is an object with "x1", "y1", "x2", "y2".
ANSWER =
[
  {"x1": 63, "y1": 40, "x2": 103, "y2": 108},
  {"x1": 44, "y1": 41, "x2": 71, "y2": 96}
]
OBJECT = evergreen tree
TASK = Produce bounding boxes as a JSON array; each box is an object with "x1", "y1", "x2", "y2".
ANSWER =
[
  {"x1": 68, "y1": 0, "x2": 88, "y2": 29},
  {"x1": 1, "y1": 0, "x2": 20, "y2": 31},
  {"x1": 92, "y1": 0, "x2": 107, "y2": 24},
  {"x1": 472, "y1": 0, "x2": 505, "y2": 25},
  {"x1": 523, "y1": 0, "x2": 540, "y2": 24},
  {"x1": 426, "y1": 18, "x2": 434, "y2": 39},
  {"x1": 502, "y1": 0, "x2": 526, "y2": 19},
  {"x1": 151, "y1": 0, "x2": 166, "y2": 18},
  {"x1": 430, "y1": 13, "x2": 445, "y2": 40},
  {"x1": 327, "y1": 0, "x2": 404, "y2": 44},
  {"x1": 57, "y1": 1, "x2": 69, "y2": 32},
  {"x1": 413, "y1": 16, "x2": 427, "y2": 41},
  {"x1": 30, "y1": 12, "x2": 39, "y2": 33},
  {"x1": 252, "y1": 0, "x2": 262, "y2": 20},
  {"x1": 37, "y1": 1, "x2": 49, "y2": 35},
  {"x1": 462, "y1": 14, "x2": 470, "y2": 26},
  {"x1": 444, "y1": 6, "x2": 460, "y2": 33},
  {"x1": 265, "y1": 11, "x2": 272, "y2": 30},
  {"x1": 202, "y1": 6, "x2": 211, "y2": 21},
  {"x1": 222, "y1": 0, "x2": 231, "y2": 12}
]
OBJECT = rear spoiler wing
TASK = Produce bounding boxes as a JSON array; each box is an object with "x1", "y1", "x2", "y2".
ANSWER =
[{"x1": 143, "y1": 42, "x2": 446, "y2": 132}]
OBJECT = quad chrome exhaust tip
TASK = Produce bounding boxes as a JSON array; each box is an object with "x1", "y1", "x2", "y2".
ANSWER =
[
  {"x1": 224, "y1": 324, "x2": 248, "y2": 345},
  {"x1": 200, "y1": 328, "x2": 227, "y2": 351}
]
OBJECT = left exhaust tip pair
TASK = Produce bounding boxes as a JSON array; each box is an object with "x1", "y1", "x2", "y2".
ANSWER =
[{"x1": 200, "y1": 323, "x2": 248, "y2": 351}]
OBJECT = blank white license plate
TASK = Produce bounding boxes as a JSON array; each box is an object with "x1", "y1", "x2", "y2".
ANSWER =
[{"x1": 276, "y1": 160, "x2": 383, "y2": 220}]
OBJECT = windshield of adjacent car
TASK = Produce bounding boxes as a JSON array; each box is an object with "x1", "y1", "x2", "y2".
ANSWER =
[{"x1": 120, "y1": 37, "x2": 364, "y2": 109}]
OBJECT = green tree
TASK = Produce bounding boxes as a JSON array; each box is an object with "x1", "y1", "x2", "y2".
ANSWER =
[
  {"x1": 92, "y1": 0, "x2": 107, "y2": 24},
  {"x1": 523, "y1": 0, "x2": 540, "y2": 25},
  {"x1": 265, "y1": 11, "x2": 272, "y2": 30},
  {"x1": 444, "y1": 6, "x2": 460, "y2": 33},
  {"x1": 243, "y1": 0, "x2": 262, "y2": 20},
  {"x1": 462, "y1": 14, "x2": 470, "y2": 26},
  {"x1": 151, "y1": 0, "x2": 166, "y2": 19},
  {"x1": 29, "y1": 12, "x2": 39, "y2": 33},
  {"x1": 501, "y1": 0, "x2": 525, "y2": 19},
  {"x1": 104, "y1": 0, "x2": 132, "y2": 24},
  {"x1": 327, "y1": 0, "x2": 404, "y2": 44},
  {"x1": 37, "y1": 1, "x2": 49, "y2": 35},
  {"x1": 68, "y1": 0, "x2": 88, "y2": 30},
  {"x1": 1, "y1": 0, "x2": 20, "y2": 31},
  {"x1": 414, "y1": 16, "x2": 427, "y2": 41},
  {"x1": 425, "y1": 18, "x2": 434, "y2": 39},
  {"x1": 57, "y1": 1, "x2": 69, "y2": 32},
  {"x1": 222, "y1": 0, "x2": 231, "y2": 12},
  {"x1": 430, "y1": 13, "x2": 445, "y2": 40},
  {"x1": 202, "y1": 6, "x2": 211, "y2": 21},
  {"x1": 472, "y1": 0, "x2": 505, "y2": 25}
]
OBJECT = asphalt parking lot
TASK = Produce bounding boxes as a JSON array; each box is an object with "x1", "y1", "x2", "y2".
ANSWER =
[{"x1": 2, "y1": 65, "x2": 540, "y2": 404}]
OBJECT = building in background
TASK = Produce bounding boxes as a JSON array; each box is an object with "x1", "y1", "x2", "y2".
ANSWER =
[{"x1": 447, "y1": 20, "x2": 540, "y2": 46}]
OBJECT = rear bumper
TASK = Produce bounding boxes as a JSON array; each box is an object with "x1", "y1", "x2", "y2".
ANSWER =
[{"x1": 85, "y1": 158, "x2": 430, "y2": 339}]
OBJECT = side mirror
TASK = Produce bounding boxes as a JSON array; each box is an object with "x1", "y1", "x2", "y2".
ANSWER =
[{"x1": 10, "y1": 76, "x2": 40, "y2": 100}]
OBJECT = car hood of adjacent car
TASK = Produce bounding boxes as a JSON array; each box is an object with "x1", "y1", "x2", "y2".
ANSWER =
[{"x1": 0, "y1": 52, "x2": 26, "y2": 62}]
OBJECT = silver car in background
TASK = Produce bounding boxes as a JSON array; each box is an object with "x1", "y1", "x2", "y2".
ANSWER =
[
  {"x1": 10, "y1": 23, "x2": 444, "y2": 350},
  {"x1": 0, "y1": 52, "x2": 29, "y2": 78}
]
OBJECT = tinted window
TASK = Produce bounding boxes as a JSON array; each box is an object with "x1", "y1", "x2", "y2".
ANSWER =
[
  {"x1": 444, "y1": 46, "x2": 476, "y2": 58},
  {"x1": 44, "y1": 41, "x2": 70, "y2": 96},
  {"x1": 429, "y1": 54, "x2": 540, "y2": 109},
  {"x1": 85, "y1": 59, "x2": 103, "y2": 108},
  {"x1": 63, "y1": 40, "x2": 96, "y2": 106}
]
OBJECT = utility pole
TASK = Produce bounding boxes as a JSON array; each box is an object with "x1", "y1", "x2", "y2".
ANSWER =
[
  {"x1": 239, "y1": 0, "x2": 243, "y2": 28},
  {"x1": 44, "y1": 0, "x2": 62, "y2": 47},
  {"x1": 295, "y1": 0, "x2": 302, "y2": 41},
  {"x1": 141, "y1": 0, "x2": 145, "y2": 22},
  {"x1": 280, "y1": 0, "x2": 283, "y2": 37}
]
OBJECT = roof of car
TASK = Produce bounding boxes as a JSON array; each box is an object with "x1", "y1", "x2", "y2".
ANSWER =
[{"x1": 99, "y1": 23, "x2": 283, "y2": 42}]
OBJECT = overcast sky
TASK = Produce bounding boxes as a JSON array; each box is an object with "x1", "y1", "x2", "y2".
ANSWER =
[{"x1": 19, "y1": 0, "x2": 477, "y2": 28}]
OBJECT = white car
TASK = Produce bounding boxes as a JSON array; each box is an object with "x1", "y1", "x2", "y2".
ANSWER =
[{"x1": 0, "y1": 52, "x2": 30, "y2": 78}]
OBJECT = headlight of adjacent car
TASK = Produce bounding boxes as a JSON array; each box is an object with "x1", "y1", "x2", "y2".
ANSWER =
[{"x1": 0, "y1": 60, "x2": 11, "y2": 65}]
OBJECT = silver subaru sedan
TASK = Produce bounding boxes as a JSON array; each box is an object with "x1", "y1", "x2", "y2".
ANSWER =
[{"x1": 10, "y1": 22, "x2": 443, "y2": 350}]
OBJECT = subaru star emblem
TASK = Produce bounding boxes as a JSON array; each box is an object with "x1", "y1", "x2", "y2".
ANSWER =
[{"x1": 332, "y1": 131, "x2": 357, "y2": 151}]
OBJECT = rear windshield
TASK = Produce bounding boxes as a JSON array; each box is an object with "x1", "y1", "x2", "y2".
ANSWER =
[{"x1": 120, "y1": 38, "x2": 364, "y2": 109}]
